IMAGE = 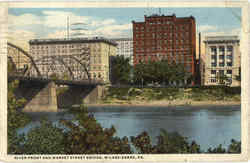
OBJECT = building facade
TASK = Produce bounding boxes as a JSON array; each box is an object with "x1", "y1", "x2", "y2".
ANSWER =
[
  {"x1": 203, "y1": 36, "x2": 240, "y2": 86},
  {"x1": 111, "y1": 38, "x2": 133, "y2": 65},
  {"x1": 132, "y1": 14, "x2": 196, "y2": 80},
  {"x1": 29, "y1": 37, "x2": 117, "y2": 83}
]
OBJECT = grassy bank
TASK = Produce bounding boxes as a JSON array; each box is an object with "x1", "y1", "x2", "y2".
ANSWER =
[{"x1": 100, "y1": 86, "x2": 241, "y2": 106}]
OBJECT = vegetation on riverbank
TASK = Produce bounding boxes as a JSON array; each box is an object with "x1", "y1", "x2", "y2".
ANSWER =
[
  {"x1": 8, "y1": 101, "x2": 241, "y2": 154},
  {"x1": 101, "y1": 86, "x2": 241, "y2": 105},
  {"x1": 8, "y1": 80, "x2": 31, "y2": 154}
]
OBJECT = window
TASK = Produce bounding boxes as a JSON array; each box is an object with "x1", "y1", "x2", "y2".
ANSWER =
[
  {"x1": 211, "y1": 70, "x2": 216, "y2": 74},
  {"x1": 219, "y1": 46, "x2": 225, "y2": 53},
  {"x1": 211, "y1": 46, "x2": 217, "y2": 54},
  {"x1": 219, "y1": 63, "x2": 224, "y2": 67},
  {"x1": 227, "y1": 62, "x2": 232, "y2": 66},
  {"x1": 227, "y1": 70, "x2": 232, "y2": 74},
  {"x1": 219, "y1": 55, "x2": 225, "y2": 60},
  {"x1": 211, "y1": 63, "x2": 216, "y2": 67},
  {"x1": 211, "y1": 55, "x2": 216, "y2": 60},
  {"x1": 210, "y1": 78, "x2": 216, "y2": 83},
  {"x1": 227, "y1": 46, "x2": 233, "y2": 52},
  {"x1": 219, "y1": 70, "x2": 224, "y2": 75}
]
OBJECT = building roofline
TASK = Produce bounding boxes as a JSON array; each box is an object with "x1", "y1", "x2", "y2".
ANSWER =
[
  {"x1": 29, "y1": 37, "x2": 117, "y2": 46},
  {"x1": 132, "y1": 14, "x2": 195, "y2": 23},
  {"x1": 110, "y1": 38, "x2": 132, "y2": 41},
  {"x1": 203, "y1": 35, "x2": 240, "y2": 43}
]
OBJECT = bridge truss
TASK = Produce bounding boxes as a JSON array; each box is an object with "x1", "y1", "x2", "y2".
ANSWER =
[{"x1": 7, "y1": 42, "x2": 92, "y2": 81}]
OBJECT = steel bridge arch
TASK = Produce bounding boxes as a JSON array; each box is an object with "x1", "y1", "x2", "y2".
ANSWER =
[
  {"x1": 30, "y1": 55, "x2": 76, "y2": 80},
  {"x1": 67, "y1": 55, "x2": 90, "y2": 80},
  {"x1": 7, "y1": 42, "x2": 41, "y2": 76}
]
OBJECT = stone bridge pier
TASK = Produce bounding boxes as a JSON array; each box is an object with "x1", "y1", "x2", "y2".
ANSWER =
[
  {"x1": 14, "y1": 80, "x2": 105, "y2": 112},
  {"x1": 20, "y1": 81, "x2": 58, "y2": 112},
  {"x1": 57, "y1": 85, "x2": 105, "y2": 109}
]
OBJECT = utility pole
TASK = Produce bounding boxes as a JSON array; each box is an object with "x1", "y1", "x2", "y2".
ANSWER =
[
  {"x1": 199, "y1": 32, "x2": 201, "y2": 66},
  {"x1": 67, "y1": 16, "x2": 69, "y2": 39}
]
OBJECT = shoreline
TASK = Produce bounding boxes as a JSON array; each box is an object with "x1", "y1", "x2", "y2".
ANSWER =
[{"x1": 87, "y1": 100, "x2": 241, "y2": 107}]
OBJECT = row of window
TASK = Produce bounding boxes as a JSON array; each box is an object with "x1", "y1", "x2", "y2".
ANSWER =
[
  {"x1": 135, "y1": 45, "x2": 191, "y2": 52},
  {"x1": 210, "y1": 69, "x2": 232, "y2": 75},
  {"x1": 211, "y1": 62, "x2": 233, "y2": 67},
  {"x1": 135, "y1": 54, "x2": 192, "y2": 61},
  {"x1": 135, "y1": 24, "x2": 190, "y2": 31},
  {"x1": 210, "y1": 46, "x2": 233, "y2": 53},
  {"x1": 211, "y1": 55, "x2": 233, "y2": 60},
  {"x1": 31, "y1": 44, "x2": 91, "y2": 50},
  {"x1": 134, "y1": 32, "x2": 190, "y2": 38},
  {"x1": 134, "y1": 39, "x2": 190, "y2": 46}
]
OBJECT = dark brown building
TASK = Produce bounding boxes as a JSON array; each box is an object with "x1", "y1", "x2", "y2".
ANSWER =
[{"x1": 132, "y1": 14, "x2": 196, "y2": 78}]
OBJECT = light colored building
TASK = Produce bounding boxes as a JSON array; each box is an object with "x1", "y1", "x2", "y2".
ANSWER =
[
  {"x1": 203, "y1": 36, "x2": 240, "y2": 86},
  {"x1": 111, "y1": 38, "x2": 133, "y2": 65},
  {"x1": 29, "y1": 37, "x2": 117, "y2": 83},
  {"x1": 7, "y1": 44, "x2": 30, "y2": 72}
]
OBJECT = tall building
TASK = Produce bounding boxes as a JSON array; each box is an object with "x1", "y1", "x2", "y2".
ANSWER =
[
  {"x1": 132, "y1": 14, "x2": 196, "y2": 81},
  {"x1": 203, "y1": 36, "x2": 240, "y2": 86},
  {"x1": 111, "y1": 38, "x2": 133, "y2": 65},
  {"x1": 29, "y1": 37, "x2": 117, "y2": 83}
]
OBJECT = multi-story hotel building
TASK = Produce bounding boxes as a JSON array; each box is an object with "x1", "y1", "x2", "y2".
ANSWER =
[
  {"x1": 132, "y1": 14, "x2": 196, "y2": 80},
  {"x1": 111, "y1": 38, "x2": 133, "y2": 65},
  {"x1": 203, "y1": 36, "x2": 240, "y2": 86},
  {"x1": 29, "y1": 37, "x2": 117, "y2": 83}
]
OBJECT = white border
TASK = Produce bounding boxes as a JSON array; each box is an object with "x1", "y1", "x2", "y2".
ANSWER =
[{"x1": 0, "y1": 1, "x2": 249, "y2": 162}]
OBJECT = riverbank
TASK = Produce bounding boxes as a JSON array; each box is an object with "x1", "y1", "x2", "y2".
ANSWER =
[
  {"x1": 93, "y1": 87, "x2": 241, "y2": 107},
  {"x1": 87, "y1": 99, "x2": 240, "y2": 107}
]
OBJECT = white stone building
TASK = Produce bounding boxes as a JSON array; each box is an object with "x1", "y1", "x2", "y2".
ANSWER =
[
  {"x1": 202, "y1": 36, "x2": 240, "y2": 86},
  {"x1": 111, "y1": 38, "x2": 133, "y2": 65},
  {"x1": 29, "y1": 37, "x2": 117, "y2": 83}
]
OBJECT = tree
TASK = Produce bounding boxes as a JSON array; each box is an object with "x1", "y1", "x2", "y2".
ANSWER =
[
  {"x1": 110, "y1": 55, "x2": 132, "y2": 85},
  {"x1": 59, "y1": 104, "x2": 132, "y2": 154},
  {"x1": 133, "y1": 60, "x2": 190, "y2": 86},
  {"x1": 131, "y1": 129, "x2": 201, "y2": 154},
  {"x1": 7, "y1": 80, "x2": 31, "y2": 154},
  {"x1": 216, "y1": 73, "x2": 230, "y2": 85},
  {"x1": 21, "y1": 119, "x2": 65, "y2": 154}
]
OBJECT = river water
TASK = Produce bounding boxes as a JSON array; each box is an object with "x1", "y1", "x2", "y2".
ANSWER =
[{"x1": 18, "y1": 105, "x2": 241, "y2": 152}]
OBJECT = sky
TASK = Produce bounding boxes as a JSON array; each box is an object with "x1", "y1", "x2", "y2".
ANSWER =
[{"x1": 8, "y1": 7, "x2": 241, "y2": 51}]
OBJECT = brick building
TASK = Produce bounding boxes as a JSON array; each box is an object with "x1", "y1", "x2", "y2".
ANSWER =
[{"x1": 132, "y1": 14, "x2": 196, "y2": 81}]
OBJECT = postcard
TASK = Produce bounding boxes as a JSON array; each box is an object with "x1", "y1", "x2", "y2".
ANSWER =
[{"x1": 0, "y1": 0, "x2": 249, "y2": 162}]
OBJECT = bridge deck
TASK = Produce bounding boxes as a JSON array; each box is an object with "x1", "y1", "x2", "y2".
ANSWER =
[{"x1": 8, "y1": 75, "x2": 105, "y2": 86}]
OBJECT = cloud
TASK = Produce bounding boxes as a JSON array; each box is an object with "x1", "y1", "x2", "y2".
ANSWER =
[
  {"x1": 46, "y1": 30, "x2": 67, "y2": 39},
  {"x1": 7, "y1": 29, "x2": 36, "y2": 51},
  {"x1": 95, "y1": 23, "x2": 132, "y2": 37},
  {"x1": 9, "y1": 10, "x2": 115, "y2": 31},
  {"x1": 42, "y1": 10, "x2": 90, "y2": 28},
  {"x1": 89, "y1": 19, "x2": 116, "y2": 27},
  {"x1": 198, "y1": 25, "x2": 217, "y2": 32},
  {"x1": 8, "y1": 14, "x2": 41, "y2": 27}
]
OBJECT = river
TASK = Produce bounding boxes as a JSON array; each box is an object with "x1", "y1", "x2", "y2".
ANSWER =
[{"x1": 18, "y1": 105, "x2": 241, "y2": 152}]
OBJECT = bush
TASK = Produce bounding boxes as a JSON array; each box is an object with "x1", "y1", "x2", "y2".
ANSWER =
[
  {"x1": 21, "y1": 119, "x2": 65, "y2": 154},
  {"x1": 60, "y1": 104, "x2": 132, "y2": 154},
  {"x1": 131, "y1": 129, "x2": 201, "y2": 154},
  {"x1": 8, "y1": 80, "x2": 31, "y2": 154}
]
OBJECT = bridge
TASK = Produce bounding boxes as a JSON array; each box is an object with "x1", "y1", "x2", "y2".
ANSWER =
[{"x1": 7, "y1": 42, "x2": 106, "y2": 112}]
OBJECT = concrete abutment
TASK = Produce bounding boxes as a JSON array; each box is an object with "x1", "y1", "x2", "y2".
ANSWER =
[{"x1": 22, "y1": 81, "x2": 58, "y2": 112}]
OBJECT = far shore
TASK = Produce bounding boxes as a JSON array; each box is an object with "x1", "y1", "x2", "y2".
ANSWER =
[{"x1": 86, "y1": 100, "x2": 241, "y2": 107}]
